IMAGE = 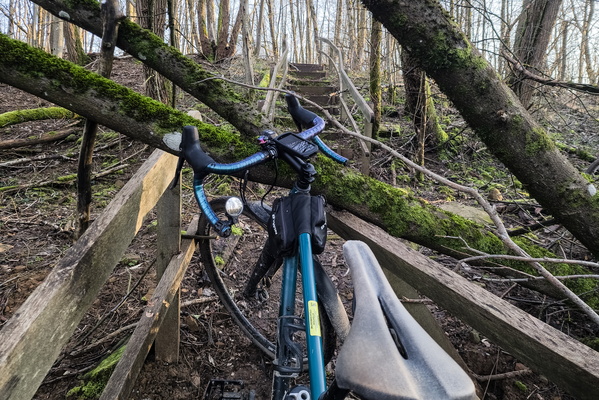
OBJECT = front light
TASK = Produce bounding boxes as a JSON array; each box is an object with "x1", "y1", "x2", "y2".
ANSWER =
[{"x1": 225, "y1": 197, "x2": 243, "y2": 217}]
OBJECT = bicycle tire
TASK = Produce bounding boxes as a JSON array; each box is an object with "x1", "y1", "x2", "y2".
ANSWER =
[
  {"x1": 586, "y1": 158, "x2": 599, "y2": 175},
  {"x1": 198, "y1": 197, "x2": 336, "y2": 366}
]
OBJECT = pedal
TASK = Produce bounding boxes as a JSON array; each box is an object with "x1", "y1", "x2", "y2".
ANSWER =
[{"x1": 203, "y1": 379, "x2": 255, "y2": 400}]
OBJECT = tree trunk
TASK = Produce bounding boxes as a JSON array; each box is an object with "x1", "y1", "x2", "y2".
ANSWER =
[
  {"x1": 507, "y1": 0, "x2": 563, "y2": 108},
  {"x1": 77, "y1": 0, "x2": 122, "y2": 238},
  {"x1": 2, "y1": 35, "x2": 598, "y2": 307},
  {"x1": 369, "y1": 18, "x2": 382, "y2": 139},
  {"x1": 32, "y1": 0, "x2": 270, "y2": 137},
  {"x1": 400, "y1": 50, "x2": 447, "y2": 153},
  {"x1": 136, "y1": 0, "x2": 171, "y2": 103},
  {"x1": 63, "y1": 23, "x2": 89, "y2": 65},
  {"x1": 359, "y1": 0, "x2": 599, "y2": 257}
]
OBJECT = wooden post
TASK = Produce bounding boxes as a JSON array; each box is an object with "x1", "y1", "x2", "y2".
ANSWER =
[{"x1": 154, "y1": 176, "x2": 181, "y2": 362}]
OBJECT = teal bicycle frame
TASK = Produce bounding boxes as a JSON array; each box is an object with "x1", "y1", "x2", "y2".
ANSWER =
[{"x1": 274, "y1": 197, "x2": 327, "y2": 399}]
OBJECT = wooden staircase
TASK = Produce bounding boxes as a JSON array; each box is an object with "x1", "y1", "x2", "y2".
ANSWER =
[{"x1": 287, "y1": 63, "x2": 339, "y2": 115}]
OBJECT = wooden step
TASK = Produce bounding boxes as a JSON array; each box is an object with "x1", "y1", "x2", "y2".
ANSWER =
[
  {"x1": 289, "y1": 63, "x2": 324, "y2": 72},
  {"x1": 288, "y1": 85, "x2": 337, "y2": 95},
  {"x1": 289, "y1": 70, "x2": 327, "y2": 80}
]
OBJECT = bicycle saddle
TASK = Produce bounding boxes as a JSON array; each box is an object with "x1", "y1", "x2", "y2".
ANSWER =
[{"x1": 335, "y1": 241, "x2": 476, "y2": 400}]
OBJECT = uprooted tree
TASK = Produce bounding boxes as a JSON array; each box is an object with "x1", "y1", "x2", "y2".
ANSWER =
[{"x1": 1, "y1": 33, "x2": 598, "y2": 310}]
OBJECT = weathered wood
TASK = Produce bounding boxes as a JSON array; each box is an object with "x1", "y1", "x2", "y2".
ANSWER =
[
  {"x1": 154, "y1": 179, "x2": 182, "y2": 362},
  {"x1": 327, "y1": 209, "x2": 599, "y2": 400},
  {"x1": 100, "y1": 217, "x2": 198, "y2": 400},
  {"x1": 0, "y1": 150, "x2": 178, "y2": 400}
]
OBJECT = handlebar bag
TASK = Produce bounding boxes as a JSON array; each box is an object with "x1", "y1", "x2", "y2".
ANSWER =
[{"x1": 267, "y1": 195, "x2": 327, "y2": 257}]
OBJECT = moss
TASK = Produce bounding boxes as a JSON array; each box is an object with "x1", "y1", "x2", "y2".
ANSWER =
[
  {"x1": 0, "y1": 107, "x2": 77, "y2": 127},
  {"x1": 524, "y1": 127, "x2": 555, "y2": 156},
  {"x1": 581, "y1": 337, "x2": 599, "y2": 351},
  {"x1": 57, "y1": 174, "x2": 78, "y2": 182},
  {"x1": 67, "y1": 345, "x2": 125, "y2": 399},
  {"x1": 514, "y1": 381, "x2": 528, "y2": 392}
]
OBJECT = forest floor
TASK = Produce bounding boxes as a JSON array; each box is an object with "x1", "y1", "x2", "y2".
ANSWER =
[{"x1": 1, "y1": 57, "x2": 599, "y2": 400}]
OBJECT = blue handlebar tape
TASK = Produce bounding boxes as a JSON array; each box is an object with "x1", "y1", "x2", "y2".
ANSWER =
[
  {"x1": 193, "y1": 177, "x2": 220, "y2": 227},
  {"x1": 297, "y1": 117, "x2": 326, "y2": 140},
  {"x1": 206, "y1": 152, "x2": 270, "y2": 174},
  {"x1": 312, "y1": 136, "x2": 348, "y2": 165}
]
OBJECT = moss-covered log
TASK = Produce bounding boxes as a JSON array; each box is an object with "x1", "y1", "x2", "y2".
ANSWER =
[
  {"x1": 30, "y1": 0, "x2": 270, "y2": 138},
  {"x1": 360, "y1": 0, "x2": 599, "y2": 257},
  {"x1": 1, "y1": 34, "x2": 597, "y2": 307},
  {"x1": 0, "y1": 107, "x2": 77, "y2": 128}
]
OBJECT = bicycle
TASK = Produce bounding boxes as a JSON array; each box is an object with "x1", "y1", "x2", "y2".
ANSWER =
[{"x1": 170, "y1": 94, "x2": 476, "y2": 400}]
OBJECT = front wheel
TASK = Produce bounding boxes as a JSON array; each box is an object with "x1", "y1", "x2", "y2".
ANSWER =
[{"x1": 197, "y1": 197, "x2": 336, "y2": 366}]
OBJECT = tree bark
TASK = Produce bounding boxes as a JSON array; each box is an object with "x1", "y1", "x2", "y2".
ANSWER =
[
  {"x1": 369, "y1": 18, "x2": 382, "y2": 139},
  {"x1": 507, "y1": 0, "x2": 563, "y2": 108},
  {"x1": 31, "y1": 0, "x2": 270, "y2": 137},
  {"x1": 358, "y1": 0, "x2": 599, "y2": 257},
  {"x1": 400, "y1": 49, "x2": 447, "y2": 155},
  {"x1": 1, "y1": 34, "x2": 597, "y2": 307}
]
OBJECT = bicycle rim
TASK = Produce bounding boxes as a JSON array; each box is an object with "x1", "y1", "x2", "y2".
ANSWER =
[{"x1": 198, "y1": 197, "x2": 336, "y2": 365}]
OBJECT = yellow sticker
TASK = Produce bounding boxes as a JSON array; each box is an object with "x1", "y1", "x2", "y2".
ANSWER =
[{"x1": 308, "y1": 300, "x2": 321, "y2": 337}]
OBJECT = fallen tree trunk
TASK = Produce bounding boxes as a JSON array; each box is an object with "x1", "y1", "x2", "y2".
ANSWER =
[
  {"x1": 359, "y1": 0, "x2": 599, "y2": 257},
  {"x1": 31, "y1": 0, "x2": 271, "y2": 138},
  {"x1": 33, "y1": 0, "x2": 599, "y2": 258},
  {"x1": 1, "y1": 34, "x2": 597, "y2": 307}
]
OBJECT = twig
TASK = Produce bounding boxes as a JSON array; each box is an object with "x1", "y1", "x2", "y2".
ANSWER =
[
  {"x1": 71, "y1": 259, "x2": 154, "y2": 348},
  {"x1": 503, "y1": 52, "x2": 599, "y2": 95},
  {"x1": 459, "y1": 254, "x2": 599, "y2": 271},
  {"x1": 181, "y1": 297, "x2": 218, "y2": 308},
  {"x1": 483, "y1": 275, "x2": 599, "y2": 282},
  {"x1": 69, "y1": 322, "x2": 137, "y2": 357},
  {"x1": 470, "y1": 368, "x2": 533, "y2": 382}
]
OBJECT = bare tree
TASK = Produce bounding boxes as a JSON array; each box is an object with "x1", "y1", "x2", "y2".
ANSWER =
[
  {"x1": 507, "y1": 0, "x2": 563, "y2": 108},
  {"x1": 369, "y1": 17, "x2": 382, "y2": 139}
]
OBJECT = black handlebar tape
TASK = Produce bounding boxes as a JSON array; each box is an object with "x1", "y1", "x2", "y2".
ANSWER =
[
  {"x1": 285, "y1": 94, "x2": 319, "y2": 130},
  {"x1": 181, "y1": 126, "x2": 216, "y2": 175}
]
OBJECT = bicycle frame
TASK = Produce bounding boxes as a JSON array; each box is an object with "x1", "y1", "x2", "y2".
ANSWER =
[{"x1": 272, "y1": 192, "x2": 327, "y2": 400}]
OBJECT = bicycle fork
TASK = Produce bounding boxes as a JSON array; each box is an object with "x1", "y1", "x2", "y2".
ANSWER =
[{"x1": 272, "y1": 234, "x2": 327, "y2": 400}]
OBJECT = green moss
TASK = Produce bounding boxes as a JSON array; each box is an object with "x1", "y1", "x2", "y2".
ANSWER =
[
  {"x1": 0, "y1": 107, "x2": 77, "y2": 127},
  {"x1": 514, "y1": 381, "x2": 528, "y2": 392},
  {"x1": 524, "y1": 127, "x2": 555, "y2": 156},
  {"x1": 581, "y1": 337, "x2": 599, "y2": 351},
  {"x1": 67, "y1": 345, "x2": 125, "y2": 399},
  {"x1": 57, "y1": 174, "x2": 77, "y2": 182}
]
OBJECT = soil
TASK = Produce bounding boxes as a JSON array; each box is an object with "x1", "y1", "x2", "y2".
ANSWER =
[{"x1": 1, "y1": 58, "x2": 598, "y2": 400}]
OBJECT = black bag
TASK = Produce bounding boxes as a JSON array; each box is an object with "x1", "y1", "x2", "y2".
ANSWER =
[{"x1": 267, "y1": 195, "x2": 327, "y2": 257}]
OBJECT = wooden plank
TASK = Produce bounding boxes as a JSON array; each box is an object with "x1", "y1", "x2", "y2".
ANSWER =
[
  {"x1": 100, "y1": 217, "x2": 198, "y2": 400},
  {"x1": 154, "y1": 178, "x2": 182, "y2": 362},
  {"x1": 327, "y1": 209, "x2": 599, "y2": 400},
  {"x1": 0, "y1": 150, "x2": 178, "y2": 400}
]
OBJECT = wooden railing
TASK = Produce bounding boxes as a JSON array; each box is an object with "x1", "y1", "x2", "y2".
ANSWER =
[{"x1": 0, "y1": 150, "x2": 195, "y2": 400}]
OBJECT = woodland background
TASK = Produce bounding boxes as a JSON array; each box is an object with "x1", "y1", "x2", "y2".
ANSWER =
[{"x1": 1, "y1": 0, "x2": 599, "y2": 399}]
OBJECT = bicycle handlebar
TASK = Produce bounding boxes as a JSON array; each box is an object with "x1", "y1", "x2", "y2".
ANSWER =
[{"x1": 177, "y1": 94, "x2": 347, "y2": 237}]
